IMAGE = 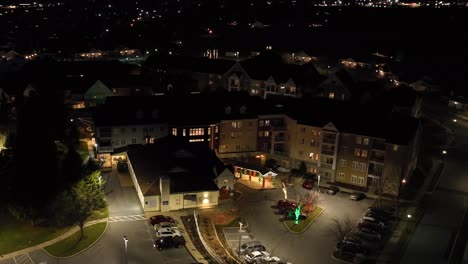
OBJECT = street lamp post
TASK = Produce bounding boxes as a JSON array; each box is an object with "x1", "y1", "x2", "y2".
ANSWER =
[
  {"x1": 317, "y1": 175, "x2": 321, "y2": 194},
  {"x1": 238, "y1": 222, "x2": 244, "y2": 255},
  {"x1": 123, "y1": 236, "x2": 128, "y2": 264}
]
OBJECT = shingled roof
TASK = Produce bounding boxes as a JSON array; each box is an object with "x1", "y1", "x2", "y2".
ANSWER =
[{"x1": 127, "y1": 136, "x2": 220, "y2": 195}]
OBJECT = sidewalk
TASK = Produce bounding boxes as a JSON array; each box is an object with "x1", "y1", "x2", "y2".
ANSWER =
[{"x1": 0, "y1": 219, "x2": 107, "y2": 260}]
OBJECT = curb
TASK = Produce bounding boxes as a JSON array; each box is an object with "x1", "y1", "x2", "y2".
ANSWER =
[
  {"x1": 282, "y1": 207, "x2": 325, "y2": 234},
  {"x1": 211, "y1": 218, "x2": 242, "y2": 264},
  {"x1": 43, "y1": 221, "x2": 109, "y2": 258}
]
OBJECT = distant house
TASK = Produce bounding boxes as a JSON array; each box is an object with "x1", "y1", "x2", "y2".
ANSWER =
[
  {"x1": 317, "y1": 70, "x2": 354, "y2": 101},
  {"x1": 84, "y1": 80, "x2": 114, "y2": 107},
  {"x1": 282, "y1": 50, "x2": 317, "y2": 65},
  {"x1": 126, "y1": 136, "x2": 222, "y2": 212}
]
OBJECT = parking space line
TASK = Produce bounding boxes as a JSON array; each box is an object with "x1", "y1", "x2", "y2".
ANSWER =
[{"x1": 14, "y1": 254, "x2": 34, "y2": 264}]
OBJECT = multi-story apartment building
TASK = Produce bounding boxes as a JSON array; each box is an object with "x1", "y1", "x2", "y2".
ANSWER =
[{"x1": 92, "y1": 93, "x2": 420, "y2": 197}]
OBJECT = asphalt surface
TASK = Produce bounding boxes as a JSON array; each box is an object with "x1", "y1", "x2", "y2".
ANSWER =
[
  {"x1": 0, "y1": 169, "x2": 196, "y2": 264},
  {"x1": 233, "y1": 183, "x2": 373, "y2": 264},
  {"x1": 401, "y1": 97, "x2": 468, "y2": 264}
]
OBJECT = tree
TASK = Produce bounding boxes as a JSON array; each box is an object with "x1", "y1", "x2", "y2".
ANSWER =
[
  {"x1": 326, "y1": 216, "x2": 355, "y2": 256},
  {"x1": 298, "y1": 161, "x2": 307, "y2": 175},
  {"x1": 52, "y1": 171, "x2": 106, "y2": 240},
  {"x1": 61, "y1": 146, "x2": 83, "y2": 183}
]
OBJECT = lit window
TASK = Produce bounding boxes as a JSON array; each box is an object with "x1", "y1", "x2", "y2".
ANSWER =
[
  {"x1": 172, "y1": 128, "x2": 177, "y2": 136},
  {"x1": 354, "y1": 148, "x2": 361, "y2": 157},
  {"x1": 361, "y1": 149, "x2": 368, "y2": 158},
  {"x1": 264, "y1": 131, "x2": 269, "y2": 137},
  {"x1": 358, "y1": 177, "x2": 365, "y2": 185},
  {"x1": 189, "y1": 128, "x2": 204, "y2": 136},
  {"x1": 356, "y1": 136, "x2": 362, "y2": 144},
  {"x1": 363, "y1": 137, "x2": 369, "y2": 145},
  {"x1": 339, "y1": 159, "x2": 346, "y2": 167},
  {"x1": 352, "y1": 162, "x2": 359, "y2": 170},
  {"x1": 183, "y1": 129, "x2": 186, "y2": 136},
  {"x1": 189, "y1": 139, "x2": 204, "y2": 142},
  {"x1": 309, "y1": 152, "x2": 314, "y2": 159},
  {"x1": 208, "y1": 127, "x2": 211, "y2": 135},
  {"x1": 393, "y1": 145, "x2": 399, "y2": 151},
  {"x1": 329, "y1": 92, "x2": 335, "y2": 99},
  {"x1": 359, "y1": 163, "x2": 367, "y2": 172}
]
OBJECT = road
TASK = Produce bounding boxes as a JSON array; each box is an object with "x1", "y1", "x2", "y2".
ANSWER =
[
  {"x1": 401, "y1": 96, "x2": 468, "y2": 264},
  {"x1": 234, "y1": 183, "x2": 373, "y2": 264},
  {"x1": 0, "y1": 168, "x2": 195, "y2": 264}
]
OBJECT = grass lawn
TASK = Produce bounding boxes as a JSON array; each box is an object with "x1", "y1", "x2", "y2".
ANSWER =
[
  {"x1": 0, "y1": 214, "x2": 71, "y2": 255},
  {"x1": 87, "y1": 207, "x2": 109, "y2": 222},
  {"x1": 44, "y1": 222, "x2": 107, "y2": 257},
  {"x1": 284, "y1": 207, "x2": 324, "y2": 233}
]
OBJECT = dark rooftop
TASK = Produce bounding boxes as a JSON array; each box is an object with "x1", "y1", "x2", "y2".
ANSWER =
[{"x1": 126, "y1": 136, "x2": 220, "y2": 195}]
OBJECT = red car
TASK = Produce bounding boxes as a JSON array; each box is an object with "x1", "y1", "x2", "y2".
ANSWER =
[
  {"x1": 302, "y1": 179, "x2": 314, "y2": 190},
  {"x1": 277, "y1": 200, "x2": 297, "y2": 214},
  {"x1": 150, "y1": 215, "x2": 175, "y2": 226}
]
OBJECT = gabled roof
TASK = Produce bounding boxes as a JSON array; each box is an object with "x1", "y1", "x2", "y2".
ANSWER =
[
  {"x1": 84, "y1": 80, "x2": 113, "y2": 97},
  {"x1": 127, "y1": 136, "x2": 220, "y2": 195}
]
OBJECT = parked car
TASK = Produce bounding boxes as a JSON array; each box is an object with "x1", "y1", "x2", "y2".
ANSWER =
[
  {"x1": 277, "y1": 200, "x2": 297, "y2": 214},
  {"x1": 155, "y1": 227, "x2": 181, "y2": 238},
  {"x1": 150, "y1": 215, "x2": 175, "y2": 225},
  {"x1": 327, "y1": 186, "x2": 339, "y2": 195},
  {"x1": 358, "y1": 227, "x2": 382, "y2": 239},
  {"x1": 244, "y1": 251, "x2": 270, "y2": 264},
  {"x1": 368, "y1": 207, "x2": 393, "y2": 215},
  {"x1": 239, "y1": 241, "x2": 266, "y2": 255},
  {"x1": 336, "y1": 241, "x2": 369, "y2": 255},
  {"x1": 117, "y1": 161, "x2": 128, "y2": 172},
  {"x1": 362, "y1": 216, "x2": 386, "y2": 227},
  {"x1": 302, "y1": 179, "x2": 314, "y2": 190},
  {"x1": 357, "y1": 220, "x2": 384, "y2": 232},
  {"x1": 154, "y1": 222, "x2": 178, "y2": 230},
  {"x1": 153, "y1": 235, "x2": 185, "y2": 250},
  {"x1": 349, "y1": 192, "x2": 366, "y2": 201},
  {"x1": 365, "y1": 211, "x2": 391, "y2": 222},
  {"x1": 277, "y1": 199, "x2": 297, "y2": 208}
]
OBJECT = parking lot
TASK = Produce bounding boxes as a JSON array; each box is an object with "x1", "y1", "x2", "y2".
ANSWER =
[{"x1": 234, "y1": 183, "x2": 373, "y2": 264}]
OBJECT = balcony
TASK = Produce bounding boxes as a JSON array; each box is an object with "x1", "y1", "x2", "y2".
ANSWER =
[
  {"x1": 320, "y1": 163, "x2": 333, "y2": 169},
  {"x1": 274, "y1": 136, "x2": 287, "y2": 142},
  {"x1": 370, "y1": 154, "x2": 384, "y2": 163},
  {"x1": 321, "y1": 149, "x2": 334, "y2": 156},
  {"x1": 368, "y1": 170, "x2": 383, "y2": 178},
  {"x1": 273, "y1": 151, "x2": 289, "y2": 157},
  {"x1": 372, "y1": 142, "x2": 386, "y2": 151},
  {"x1": 270, "y1": 124, "x2": 287, "y2": 131},
  {"x1": 97, "y1": 145, "x2": 114, "y2": 153},
  {"x1": 322, "y1": 138, "x2": 336, "y2": 144}
]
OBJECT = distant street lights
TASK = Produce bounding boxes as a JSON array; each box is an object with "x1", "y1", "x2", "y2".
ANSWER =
[{"x1": 123, "y1": 236, "x2": 128, "y2": 264}]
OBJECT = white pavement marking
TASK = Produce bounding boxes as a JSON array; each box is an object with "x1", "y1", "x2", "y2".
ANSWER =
[
  {"x1": 108, "y1": 214, "x2": 146, "y2": 223},
  {"x1": 14, "y1": 254, "x2": 34, "y2": 264}
]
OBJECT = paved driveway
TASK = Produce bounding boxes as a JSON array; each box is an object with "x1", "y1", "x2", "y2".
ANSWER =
[
  {"x1": 232, "y1": 183, "x2": 373, "y2": 264},
  {"x1": 0, "y1": 169, "x2": 196, "y2": 264}
]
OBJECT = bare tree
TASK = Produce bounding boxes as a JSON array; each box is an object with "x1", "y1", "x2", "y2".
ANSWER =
[{"x1": 326, "y1": 216, "x2": 355, "y2": 243}]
